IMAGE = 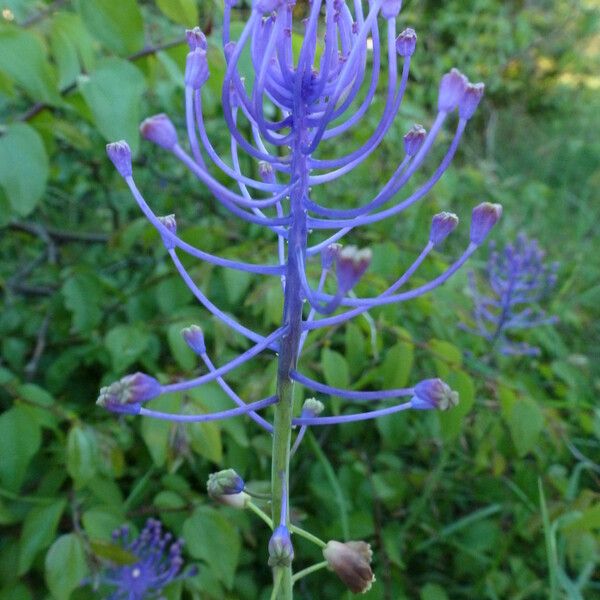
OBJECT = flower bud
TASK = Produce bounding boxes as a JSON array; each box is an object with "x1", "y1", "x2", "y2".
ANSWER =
[
  {"x1": 181, "y1": 325, "x2": 206, "y2": 355},
  {"x1": 185, "y1": 27, "x2": 207, "y2": 50},
  {"x1": 403, "y1": 124, "x2": 426, "y2": 157},
  {"x1": 223, "y1": 41, "x2": 236, "y2": 63},
  {"x1": 140, "y1": 114, "x2": 178, "y2": 150},
  {"x1": 302, "y1": 398, "x2": 324, "y2": 416},
  {"x1": 411, "y1": 378, "x2": 458, "y2": 410},
  {"x1": 336, "y1": 246, "x2": 372, "y2": 293},
  {"x1": 254, "y1": 0, "x2": 282, "y2": 14},
  {"x1": 97, "y1": 373, "x2": 161, "y2": 409},
  {"x1": 470, "y1": 202, "x2": 502, "y2": 245},
  {"x1": 207, "y1": 469, "x2": 245, "y2": 496},
  {"x1": 258, "y1": 160, "x2": 275, "y2": 183},
  {"x1": 323, "y1": 541, "x2": 375, "y2": 594},
  {"x1": 396, "y1": 28, "x2": 417, "y2": 57},
  {"x1": 321, "y1": 243, "x2": 342, "y2": 270},
  {"x1": 268, "y1": 525, "x2": 294, "y2": 567},
  {"x1": 429, "y1": 212, "x2": 458, "y2": 246},
  {"x1": 185, "y1": 48, "x2": 209, "y2": 89},
  {"x1": 106, "y1": 141, "x2": 132, "y2": 178},
  {"x1": 438, "y1": 68, "x2": 468, "y2": 113},
  {"x1": 158, "y1": 214, "x2": 177, "y2": 249},
  {"x1": 459, "y1": 82, "x2": 485, "y2": 120},
  {"x1": 381, "y1": 0, "x2": 402, "y2": 19}
]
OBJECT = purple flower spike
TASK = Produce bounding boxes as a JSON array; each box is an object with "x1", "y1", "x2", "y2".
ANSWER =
[
  {"x1": 381, "y1": 0, "x2": 402, "y2": 19},
  {"x1": 470, "y1": 202, "x2": 503, "y2": 245},
  {"x1": 268, "y1": 525, "x2": 294, "y2": 568},
  {"x1": 181, "y1": 324, "x2": 206, "y2": 354},
  {"x1": 459, "y1": 82, "x2": 485, "y2": 120},
  {"x1": 430, "y1": 212, "x2": 459, "y2": 246},
  {"x1": 186, "y1": 27, "x2": 207, "y2": 51},
  {"x1": 97, "y1": 373, "x2": 161, "y2": 409},
  {"x1": 438, "y1": 68, "x2": 468, "y2": 113},
  {"x1": 396, "y1": 28, "x2": 417, "y2": 57},
  {"x1": 336, "y1": 246, "x2": 372, "y2": 293},
  {"x1": 140, "y1": 114, "x2": 178, "y2": 150},
  {"x1": 106, "y1": 141, "x2": 132, "y2": 178},
  {"x1": 158, "y1": 214, "x2": 177, "y2": 249},
  {"x1": 403, "y1": 124, "x2": 426, "y2": 156},
  {"x1": 411, "y1": 378, "x2": 459, "y2": 410},
  {"x1": 88, "y1": 519, "x2": 194, "y2": 600},
  {"x1": 185, "y1": 48, "x2": 210, "y2": 89}
]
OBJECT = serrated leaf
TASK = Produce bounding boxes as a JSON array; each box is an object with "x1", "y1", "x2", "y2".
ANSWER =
[
  {"x1": 183, "y1": 506, "x2": 240, "y2": 589},
  {"x1": 0, "y1": 406, "x2": 41, "y2": 491},
  {"x1": 0, "y1": 123, "x2": 48, "y2": 216},
  {"x1": 0, "y1": 26, "x2": 60, "y2": 104},
  {"x1": 44, "y1": 534, "x2": 88, "y2": 600},
  {"x1": 156, "y1": 0, "x2": 198, "y2": 26},
  {"x1": 75, "y1": 0, "x2": 144, "y2": 55},
  {"x1": 18, "y1": 500, "x2": 66, "y2": 575},
  {"x1": 79, "y1": 58, "x2": 146, "y2": 153}
]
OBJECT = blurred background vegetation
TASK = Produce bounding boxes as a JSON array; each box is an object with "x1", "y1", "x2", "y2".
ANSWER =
[{"x1": 0, "y1": 0, "x2": 599, "y2": 598}]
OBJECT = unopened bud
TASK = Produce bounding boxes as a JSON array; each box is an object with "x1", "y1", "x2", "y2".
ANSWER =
[
  {"x1": 181, "y1": 325, "x2": 206, "y2": 355},
  {"x1": 323, "y1": 541, "x2": 375, "y2": 594},
  {"x1": 207, "y1": 469, "x2": 245, "y2": 496},
  {"x1": 459, "y1": 82, "x2": 485, "y2": 119},
  {"x1": 97, "y1": 373, "x2": 161, "y2": 409},
  {"x1": 396, "y1": 27, "x2": 417, "y2": 57},
  {"x1": 438, "y1": 68, "x2": 468, "y2": 113},
  {"x1": 411, "y1": 378, "x2": 459, "y2": 410},
  {"x1": 403, "y1": 124, "x2": 426, "y2": 156},
  {"x1": 140, "y1": 114, "x2": 178, "y2": 150},
  {"x1": 268, "y1": 525, "x2": 294, "y2": 567},
  {"x1": 106, "y1": 141, "x2": 132, "y2": 178},
  {"x1": 430, "y1": 212, "x2": 458, "y2": 246},
  {"x1": 185, "y1": 48, "x2": 209, "y2": 89},
  {"x1": 158, "y1": 214, "x2": 177, "y2": 249},
  {"x1": 321, "y1": 243, "x2": 342, "y2": 270},
  {"x1": 302, "y1": 398, "x2": 324, "y2": 416},
  {"x1": 258, "y1": 160, "x2": 275, "y2": 183},
  {"x1": 185, "y1": 27, "x2": 207, "y2": 50},
  {"x1": 381, "y1": 0, "x2": 402, "y2": 19},
  {"x1": 255, "y1": 0, "x2": 282, "y2": 14},
  {"x1": 336, "y1": 246, "x2": 372, "y2": 293},
  {"x1": 470, "y1": 202, "x2": 502, "y2": 245}
]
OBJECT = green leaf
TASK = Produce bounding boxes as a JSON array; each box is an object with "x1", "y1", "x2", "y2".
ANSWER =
[
  {"x1": 420, "y1": 583, "x2": 450, "y2": 600},
  {"x1": 429, "y1": 339, "x2": 462, "y2": 378},
  {"x1": 44, "y1": 534, "x2": 88, "y2": 600},
  {"x1": 183, "y1": 506, "x2": 240, "y2": 589},
  {"x1": 89, "y1": 540, "x2": 138, "y2": 565},
  {"x1": 438, "y1": 370, "x2": 476, "y2": 441},
  {"x1": 66, "y1": 426, "x2": 97, "y2": 487},
  {"x1": 0, "y1": 26, "x2": 60, "y2": 104},
  {"x1": 82, "y1": 507, "x2": 125, "y2": 541},
  {"x1": 18, "y1": 500, "x2": 66, "y2": 575},
  {"x1": 222, "y1": 269, "x2": 252, "y2": 305},
  {"x1": 187, "y1": 399, "x2": 223, "y2": 464},
  {"x1": 104, "y1": 324, "x2": 152, "y2": 373},
  {"x1": 75, "y1": 0, "x2": 144, "y2": 55},
  {"x1": 141, "y1": 395, "x2": 178, "y2": 467},
  {"x1": 50, "y1": 12, "x2": 95, "y2": 88},
  {"x1": 0, "y1": 406, "x2": 41, "y2": 491},
  {"x1": 321, "y1": 348, "x2": 350, "y2": 390},
  {"x1": 507, "y1": 397, "x2": 545, "y2": 457},
  {"x1": 167, "y1": 322, "x2": 197, "y2": 371},
  {"x1": 0, "y1": 123, "x2": 48, "y2": 216},
  {"x1": 380, "y1": 341, "x2": 414, "y2": 389},
  {"x1": 345, "y1": 323, "x2": 366, "y2": 377},
  {"x1": 78, "y1": 58, "x2": 146, "y2": 153},
  {"x1": 61, "y1": 271, "x2": 103, "y2": 332},
  {"x1": 156, "y1": 0, "x2": 198, "y2": 26}
]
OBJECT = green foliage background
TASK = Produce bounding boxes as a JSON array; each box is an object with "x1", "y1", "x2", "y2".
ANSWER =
[{"x1": 0, "y1": 0, "x2": 599, "y2": 598}]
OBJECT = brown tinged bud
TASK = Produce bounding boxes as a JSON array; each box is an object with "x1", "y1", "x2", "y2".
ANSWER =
[{"x1": 323, "y1": 541, "x2": 375, "y2": 594}]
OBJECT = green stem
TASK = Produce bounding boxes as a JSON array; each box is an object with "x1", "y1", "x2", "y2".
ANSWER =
[
  {"x1": 270, "y1": 570, "x2": 284, "y2": 600},
  {"x1": 247, "y1": 501, "x2": 273, "y2": 529},
  {"x1": 271, "y1": 376, "x2": 294, "y2": 599},
  {"x1": 290, "y1": 525, "x2": 326, "y2": 548},
  {"x1": 291, "y1": 560, "x2": 329, "y2": 584}
]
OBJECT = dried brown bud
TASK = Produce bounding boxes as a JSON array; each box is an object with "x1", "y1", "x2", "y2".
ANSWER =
[{"x1": 323, "y1": 540, "x2": 375, "y2": 594}]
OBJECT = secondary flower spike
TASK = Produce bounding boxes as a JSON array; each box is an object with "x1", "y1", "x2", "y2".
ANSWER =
[{"x1": 99, "y1": 0, "x2": 500, "y2": 594}]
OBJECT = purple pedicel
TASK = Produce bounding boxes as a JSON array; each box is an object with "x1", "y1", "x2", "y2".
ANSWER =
[
  {"x1": 98, "y1": 6, "x2": 499, "y2": 581},
  {"x1": 464, "y1": 233, "x2": 558, "y2": 356},
  {"x1": 87, "y1": 519, "x2": 196, "y2": 600}
]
